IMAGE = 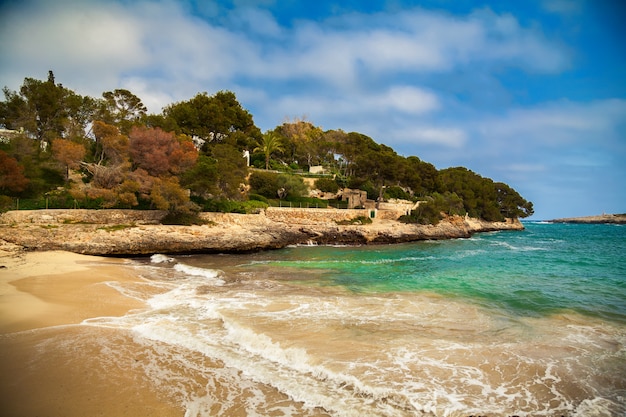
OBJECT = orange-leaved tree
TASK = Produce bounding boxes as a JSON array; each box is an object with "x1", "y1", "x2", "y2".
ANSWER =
[
  {"x1": 52, "y1": 139, "x2": 86, "y2": 181},
  {"x1": 0, "y1": 150, "x2": 30, "y2": 194},
  {"x1": 129, "y1": 126, "x2": 197, "y2": 177}
]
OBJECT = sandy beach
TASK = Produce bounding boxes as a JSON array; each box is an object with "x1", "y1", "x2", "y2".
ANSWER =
[{"x1": 0, "y1": 249, "x2": 183, "y2": 417}]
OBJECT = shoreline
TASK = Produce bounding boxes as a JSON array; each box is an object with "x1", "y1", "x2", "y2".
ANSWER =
[
  {"x1": 1, "y1": 222, "x2": 623, "y2": 416},
  {"x1": 549, "y1": 213, "x2": 626, "y2": 224},
  {"x1": 0, "y1": 209, "x2": 524, "y2": 256},
  {"x1": 0, "y1": 250, "x2": 184, "y2": 416},
  {"x1": 0, "y1": 250, "x2": 145, "y2": 333}
]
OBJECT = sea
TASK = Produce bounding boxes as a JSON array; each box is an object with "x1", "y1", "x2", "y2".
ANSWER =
[{"x1": 86, "y1": 222, "x2": 626, "y2": 416}]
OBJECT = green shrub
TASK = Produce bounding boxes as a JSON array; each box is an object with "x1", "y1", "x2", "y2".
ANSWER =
[
  {"x1": 249, "y1": 171, "x2": 279, "y2": 198},
  {"x1": 284, "y1": 196, "x2": 328, "y2": 208},
  {"x1": 248, "y1": 194, "x2": 268, "y2": 203},
  {"x1": 347, "y1": 178, "x2": 376, "y2": 200},
  {"x1": 249, "y1": 171, "x2": 308, "y2": 199},
  {"x1": 384, "y1": 186, "x2": 411, "y2": 201},
  {"x1": 399, "y1": 200, "x2": 442, "y2": 225},
  {"x1": 315, "y1": 177, "x2": 339, "y2": 193},
  {"x1": 279, "y1": 175, "x2": 308, "y2": 198},
  {"x1": 241, "y1": 199, "x2": 269, "y2": 213},
  {"x1": 0, "y1": 195, "x2": 14, "y2": 212},
  {"x1": 194, "y1": 197, "x2": 268, "y2": 214}
]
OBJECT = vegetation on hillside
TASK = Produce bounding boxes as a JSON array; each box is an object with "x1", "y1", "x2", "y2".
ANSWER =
[{"x1": 0, "y1": 71, "x2": 533, "y2": 223}]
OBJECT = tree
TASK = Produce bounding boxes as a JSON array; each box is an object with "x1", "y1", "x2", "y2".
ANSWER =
[
  {"x1": 0, "y1": 87, "x2": 32, "y2": 133},
  {"x1": 249, "y1": 171, "x2": 281, "y2": 198},
  {"x1": 211, "y1": 144, "x2": 249, "y2": 199},
  {"x1": 332, "y1": 132, "x2": 377, "y2": 178},
  {"x1": 169, "y1": 135, "x2": 198, "y2": 174},
  {"x1": 315, "y1": 177, "x2": 339, "y2": 193},
  {"x1": 163, "y1": 91, "x2": 261, "y2": 148},
  {"x1": 276, "y1": 174, "x2": 308, "y2": 199},
  {"x1": 351, "y1": 142, "x2": 403, "y2": 199},
  {"x1": 495, "y1": 182, "x2": 534, "y2": 218},
  {"x1": 254, "y1": 132, "x2": 284, "y2": 170},
  {"x1": 83, "y1": 162, "x2": 126, "y2": 189},
  {"x1": 129, "y1": 126, "x2": 197, "y2": 177},
  {"x1": 278, "y1": 118, "x2": 328, "y2": 167},
  {"x1": 1, "y1": 72, "x2": 97, "y2": 148},
  {"x1": 149, "y1": 176, "x2": 197, "y2": 214},
  {"x1": 249, "y1": 171, "x2": 307, "y2": 199},
  {"x1": 435, "y1": 167, "x2": 533, "y2": 220},
  {"x1": 0, "y1": 134, "x2": 64, "y2": 196},
  {"x1": 0, "y1": 150, "x2": 30, "y2": 194},
  {"x1": 1, "y1": 71, "x2": 70, "y2": 145},
  {"x1": 100, "y1": 89, "x2": 147, "y2": 134},
  {"x1": 92, "y1": 121, "x2": 129, "y2": 165},
  {"x1": 52, "y1": 139, "x2": 86, "y2": 180},
  {"x1": 403, "y1": 156, "x2": 438, "y2": 196},
  {"x1": 180, "y1": 155, "x2": 219, "y2": 198},
  {"x1": 64, "y1": 91, "x2": 100, "y2": 141}
]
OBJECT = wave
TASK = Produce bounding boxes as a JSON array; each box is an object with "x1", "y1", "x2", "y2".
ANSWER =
[
  {"x1": 490, "y1": 241, "x2": 548, "y2": 252},
  {"x1": 288, "y1": 243, "x2": 353, "y2": 248},
  {"x1": 132, "y1": 309, "x2": 429, "y2": 417},
  {"x1": 173, "y1": 263, "x2": 225, "y2": 286},
  {"x1": 150, "y1": 253, "x2": 175, "y2": 263}
]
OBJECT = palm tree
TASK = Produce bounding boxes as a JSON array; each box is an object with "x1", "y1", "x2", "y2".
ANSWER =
[{"x1": 254, "y1": 133, "x2": 284, "y2": 170}]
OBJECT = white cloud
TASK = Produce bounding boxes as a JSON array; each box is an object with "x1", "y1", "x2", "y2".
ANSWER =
[
  {"x1": 380, "y1": 86, "x2": 440, "y2": 114},
  {"x1": 379, "y1": 126, "x2": 468, "y2": 149},
  {"x1": 407, "y1": 127, "x2": 468, "y2": 148},
  {"x1": 0, "y1": 1, "x2": 146, "y2": 94},
  {"x1": 264, "y1": 84, "x2": 439, "y2": 124},
  {"x1": 262, "y1": 7, "x2": 571, "y2": 86},
  {"x1": 477, "y1": 99, "x2": 626, "y2": 147},
  {"x1": 0, "y1": 0, "x2": 572, "y2": 111}
]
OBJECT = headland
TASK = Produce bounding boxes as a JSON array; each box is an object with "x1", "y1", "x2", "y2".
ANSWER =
[
  {"x1": 0, "y1": 208, "x2": 524, "y2": 256},
  {"x1": 550, "y1": 213, "x2": 626, "y2": 224}
]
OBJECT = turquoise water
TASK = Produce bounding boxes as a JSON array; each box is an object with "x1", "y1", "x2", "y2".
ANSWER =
[{"x1": 249, "y1": 222, "x2": 626, "y2": 323}]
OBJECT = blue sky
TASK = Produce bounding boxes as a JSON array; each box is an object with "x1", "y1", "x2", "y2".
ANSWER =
[{"x1": 1, "y1": 0, "x2": 624, "y2": 219}]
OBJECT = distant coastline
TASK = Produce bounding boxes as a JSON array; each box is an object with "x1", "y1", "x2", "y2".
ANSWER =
[{"x1": 549, "y1": 213, "x2": 626, "y2": 224}]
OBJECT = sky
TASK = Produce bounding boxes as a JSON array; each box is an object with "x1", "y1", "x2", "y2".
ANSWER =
[{"x1": 1, "y1": 0, "x2": 625, "y2": 219}]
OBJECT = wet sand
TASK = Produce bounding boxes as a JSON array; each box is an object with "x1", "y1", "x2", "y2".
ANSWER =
[{"x1": 0, "y1": 250, "x2": 183, "y2": 417}]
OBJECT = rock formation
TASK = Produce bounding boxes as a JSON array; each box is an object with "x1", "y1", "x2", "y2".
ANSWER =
[
  {"x1": 550, "y1": 214, "x2": 626, "y2": 224},
  {"x1": 0, "y1": 209, "x2": 524, "y2": 256}
]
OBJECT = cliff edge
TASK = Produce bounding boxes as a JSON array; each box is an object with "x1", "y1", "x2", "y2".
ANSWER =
[
  {"x1": 0, "y1": 209, "x2": 523, "y2": 256},
  {"x1": 550, "y1": 214, "x2": 626, "y2": 224}
]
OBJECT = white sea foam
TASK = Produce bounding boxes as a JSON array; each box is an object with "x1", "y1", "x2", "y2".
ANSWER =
[
  {"x1": 76, "y1": 243, "x2": 626, "y2": 417},
  {"x1": 150, "y1": 253, "x2": 175, "y2": 263},
  {"x1": 173, "y1": 263, "x2": 225, "y2": 286},
  {"x1": 491, "y1": 240, "x2": 547, "y2": 251},
  {"x1": 90, "y1": 282, "x2": 625, "y2": 417}
]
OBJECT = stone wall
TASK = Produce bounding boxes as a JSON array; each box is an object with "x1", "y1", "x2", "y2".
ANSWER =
[
  {"x1": 0, "y1": 209, "x2": 167, "y2": 225},
  {"x1": 265, "y1": 207, "x2": 371, "y2": 224},
  {"x1": 199, "y1": 211, "x2": 269, "y2": 226},
  {"x1": 0, "y1": 205, "x2": 419, "y2": 227},
  {"x1": 0, "y1": 208, "x2": 374, "y2": 226}
]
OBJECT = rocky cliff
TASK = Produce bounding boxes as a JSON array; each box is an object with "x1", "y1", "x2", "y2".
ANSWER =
[
  {"x1": 550, "y1": 214, "x2": 626, "y2": 224},
  {"x1": 0, "y1": 209, "x2": 524, "y2": 256}
]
